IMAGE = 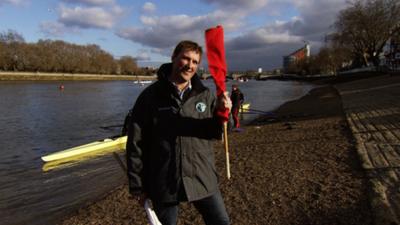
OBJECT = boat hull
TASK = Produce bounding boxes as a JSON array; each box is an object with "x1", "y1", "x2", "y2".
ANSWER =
[
  {"x1": 239, "y1": 103, "x2": 250, "y2": 113},
  {"x1": 41, "y1": 136, "x2": 127, "y2": 162}
]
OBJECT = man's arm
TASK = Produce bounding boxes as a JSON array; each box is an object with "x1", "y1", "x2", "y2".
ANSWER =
[{"x1": 126, "y1": 93, "x2": 149, "y2": 197}]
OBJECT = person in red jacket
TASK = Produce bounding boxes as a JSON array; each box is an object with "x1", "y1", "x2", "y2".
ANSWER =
[{"x1": 230, "y1": 84, "x2": 244, "y2": 129}]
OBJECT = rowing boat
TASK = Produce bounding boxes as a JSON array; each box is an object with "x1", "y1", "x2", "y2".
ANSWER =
[
  {"x1": 41, "y1": 136, "x2": 127, "y2": 162},
  {"x1": 42, "y1": 145, "x2": 124, "y2": 172},
  {"x1": 239, "y1": 103, "x2": 250, "y2": 113}
]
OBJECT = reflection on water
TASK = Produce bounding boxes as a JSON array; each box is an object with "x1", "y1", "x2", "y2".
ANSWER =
[{"x1": 0, "y1": 79, "x2": 316, "y2": 225}]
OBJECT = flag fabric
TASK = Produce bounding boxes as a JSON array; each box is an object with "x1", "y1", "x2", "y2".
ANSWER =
[{"x1": 205, "y1": 25, "x2": 229, "y2": 122}]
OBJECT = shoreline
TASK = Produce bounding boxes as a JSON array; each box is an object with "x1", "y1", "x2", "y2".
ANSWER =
[
  {"x1": 1, "y1": 70, "x2": 394, "y2": 82},
  {"x1": 58, "y1": 80, "x2": 374, "y2": 224},
  {"x1": 0, "y1": 71, "x2": 156, "y2": 81}
]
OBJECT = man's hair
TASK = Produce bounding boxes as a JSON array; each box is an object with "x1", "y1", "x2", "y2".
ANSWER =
[{"x1": 172, "y1": 40, "x2": 203, "y2": 60}]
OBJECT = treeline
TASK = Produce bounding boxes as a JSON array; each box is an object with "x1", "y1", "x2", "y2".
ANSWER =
[
  {"x1": 0, "y1": 30, "x2": 155, "y2": 75},
  {"x1": 286, "y1": 0, "x2": 400, "y2": 75}
]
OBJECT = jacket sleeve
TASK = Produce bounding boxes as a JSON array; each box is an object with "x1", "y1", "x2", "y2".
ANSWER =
[
  {"x1": 126, "y1": 91, "x2": 150, "y2": 195},
  {"x1": 121, "y1": 109, "x2": 133, "y2": 136},
  {"x1": 210, "y1": 91, "x2": 225, "y2": 139}
]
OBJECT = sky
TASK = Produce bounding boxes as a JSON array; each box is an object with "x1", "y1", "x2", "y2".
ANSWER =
[{"x1": 0, "y1": 0, "x2": 349, "y2": 71}]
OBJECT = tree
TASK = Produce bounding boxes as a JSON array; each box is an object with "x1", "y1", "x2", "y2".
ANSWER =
[
  {"x1": 0, "y1": 29, "x2": 144, "y2": 74},
  {"x1": 118, "y1": 56, "x2": 138, "y2": 75},
  {"x1": 332, "y1": 0, "x2": 400, "y2": 67},
  {"x1": 0, "y1": 30, "x2": 26, "y2": 71},
  {"x1": 314, "y1": 45, "x2": 352, "y2": 75},
  {"x1": 0, "y1": 29, "x2": 25, "y2": 43},
  {"x1": 85, "y1": 44, "x2": 116, "y2": 74}
]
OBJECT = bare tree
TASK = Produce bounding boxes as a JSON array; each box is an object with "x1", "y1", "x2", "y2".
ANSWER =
[
  {"x1": 0, "y1": 29, "x2": 25, "y2": 43},
  {"x1": 332, "y1": 0, "x2": 400, "y2": 67},
  {"x1": 0, "y1": 42, "x2": 5, "y2": 70},
  {"x1": 0, "y1": 30, "x2": 26, "y2": 71},
  {"x1": 118, "y1": 56, "x2": 138, "y2": 75},
  {"x1": 315, "y1": 44, "x2": 352, "y2": 75},
  {"x1": 86, "y1": 44, "x2": 116, "y2": 74},
  {"x1": 0, "y1": 30, "x2": 142, "y2": 74}
]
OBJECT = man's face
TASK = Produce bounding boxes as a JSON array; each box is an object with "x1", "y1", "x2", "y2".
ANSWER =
[{"x1": 171, "y1": 49, "x2": 201, "y2": 83}]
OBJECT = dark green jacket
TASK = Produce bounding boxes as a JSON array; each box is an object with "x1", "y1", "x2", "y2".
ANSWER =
[{"x1": 126, "y1": 63, "x2": 222, "y2": 203}]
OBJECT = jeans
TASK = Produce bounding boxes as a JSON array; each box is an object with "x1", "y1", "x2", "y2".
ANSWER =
[{"x1": 152, "y1": 191, "x2": 230, "y2": 225}]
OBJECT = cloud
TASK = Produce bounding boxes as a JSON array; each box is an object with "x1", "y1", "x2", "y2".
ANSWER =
[
  {"x1": 139, "y1": 16, "x2": 157, "y2": 26},
  {"x1": 117, "y1": 15, "x2": 206, "y2": 49},
  {"x1": 288, "y1": 0, "x2": 347, "y2": 38},
  {"x1": 61, "y1": 0, "x2": 115, "y2": 6},
  {"x1": 200, "y1": 0, "x2": 268, "y2": 11},
  {"x1": 225, "y1": 20, "x2": 306, "y2": 70},
  {"x1": 117, "y1": 0, "x2": 348, "y2": 70},
  {"x1": 39, "y1": 21, "x2": 82, "y2": 37},
  {"x1": 39, "y1": 21, "x2": 67, "y2": 37},
  {"x1": 227, "y1": 43, "x2": 301, "y2": 71},
  {"x1": 58, "y1": 4, "x2": 124, "y2": 29},
  {"x1": 117, "y1": 10, "x2": 245, "y2": 51},
  {"x1": 142, "y1": 2, "x2": 156, "y2": 13},
  {"x1": 0, "y1": 0, "x2": 27, "y2": 6},
  {"x1": 228, "y1": 31, "x2": 302, "y2": 49},
  {"x1": 224, "y1": 0, "x2": 348, "y2": 70},
  {"x1": 135, "y1": 49, "x2": 151, "y2": 61}
]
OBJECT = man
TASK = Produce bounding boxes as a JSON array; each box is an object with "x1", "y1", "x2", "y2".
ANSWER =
[
  {"x1": 230, "y1": 84, "x2": 244, "y2": 129},
  {"x1": 126, "y1": 40, "x2": 231, "y2": 225}
]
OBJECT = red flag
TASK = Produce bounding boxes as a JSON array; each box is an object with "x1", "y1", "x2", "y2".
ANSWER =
[{"x1": 205, "y1": 25, "x2": 229, "y2": 122}]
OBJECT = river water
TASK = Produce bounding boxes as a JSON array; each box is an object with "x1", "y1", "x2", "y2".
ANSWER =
[{"x1": 0, "y1": 79, "x2": 315, "y2": 225}]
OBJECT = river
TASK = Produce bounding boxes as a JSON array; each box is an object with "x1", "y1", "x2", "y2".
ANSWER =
[{"x1": 0, "y1": 79, "x2": 316, "y2": 225}]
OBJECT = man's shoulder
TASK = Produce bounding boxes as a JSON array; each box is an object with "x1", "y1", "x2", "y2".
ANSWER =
[
  {"x1": 133, "y1": 81, "x2": 162, "y2": 104},
  {"x1": 141, "y1": 80, "x2": 163, "y2": 94}
]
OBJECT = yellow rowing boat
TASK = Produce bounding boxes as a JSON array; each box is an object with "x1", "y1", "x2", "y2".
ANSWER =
[
  {"x1": 239, "y1": 103, "x2": 250, "y2": 113},
  {"x1": 41, "y1": 136, "x2": 127, "y2": 162}
]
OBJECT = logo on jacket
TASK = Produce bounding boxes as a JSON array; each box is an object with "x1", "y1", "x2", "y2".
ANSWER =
[{"x1": 195, "y1": 102, "x2": 207, "y2": 113}]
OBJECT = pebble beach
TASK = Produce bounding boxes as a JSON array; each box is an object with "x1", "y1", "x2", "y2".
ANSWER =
[{"x1": 58, "y1": 73, "x2": 400, "y2": 225}]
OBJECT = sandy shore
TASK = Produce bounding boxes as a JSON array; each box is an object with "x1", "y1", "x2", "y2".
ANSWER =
[{"x1": 58, "y1": 83, "x2": 374, "y2": 225}]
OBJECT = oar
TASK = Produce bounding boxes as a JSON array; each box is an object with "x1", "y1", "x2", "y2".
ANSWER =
[
  {"x1": 113, "y1": 152, "x2": 127, "y2": 172},
  {"x1": 246, "y1": 108, "x2": 275, "y2": 115},
  {"x1": 241, "y1": 111, "x2": 271, "y2": 115},
  {"x1": 206, "y1": 25, "x2": 231, "y2": 179},
  {"x1": 100, "y1": 124, "x2": 123, "y2": 130}
]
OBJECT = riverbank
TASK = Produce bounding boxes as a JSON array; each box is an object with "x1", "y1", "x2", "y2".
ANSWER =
[
  {"x1": 58, "y1": 82, "x2": 373, "y2": 224},
  {"x1": 0, "y1": 71, "x2": 156, "y2": 81},
  {"x1": 259, "y1": 70, "x2": 399, "y2": 84}
]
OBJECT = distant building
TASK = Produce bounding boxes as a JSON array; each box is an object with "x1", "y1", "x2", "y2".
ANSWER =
[
  {"x1": 283, "y1": 44, "x2": 310, "y2": 72},
  {"x1": 385, "y1": 33, "x2": 400, "y2": 70}
]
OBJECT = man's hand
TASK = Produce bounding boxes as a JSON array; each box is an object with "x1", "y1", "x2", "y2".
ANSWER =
[{"x1": 217, "y1": 91, "x2": 232, "y2": 112}]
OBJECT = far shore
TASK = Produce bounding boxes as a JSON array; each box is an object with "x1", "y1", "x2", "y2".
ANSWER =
[
  {"x1": 0, "y1": 71, "x2": 157, "y2": 81},
  {"x1": 2, "y1": 69, "x2": 397, "y2": 82}
]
